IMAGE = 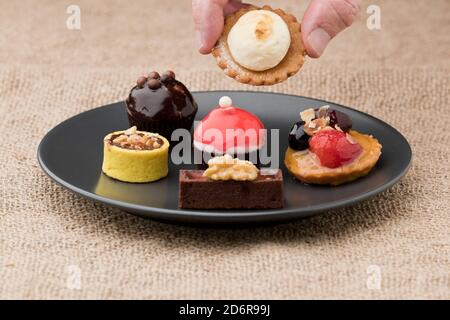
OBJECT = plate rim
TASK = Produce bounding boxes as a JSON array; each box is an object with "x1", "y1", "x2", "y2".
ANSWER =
[{"x1": 37, "y1": 90, "x2": 412, "y2": 222}]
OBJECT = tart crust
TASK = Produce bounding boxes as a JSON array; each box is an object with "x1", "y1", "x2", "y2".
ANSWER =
[
  {"x1": 102, "y1": 130, "x2": 169, "y2": 183},
  {"x1": 284, "y1": 130, "x2": 382, "y2": 186},
  {"x1": 212, "y1": 5, "x2": 306, "y2": 86}
]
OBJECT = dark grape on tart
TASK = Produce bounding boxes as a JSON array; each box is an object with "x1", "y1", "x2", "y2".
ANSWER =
[{"x1": 285, "y1": 106, "x2": 382, "y2": 185}]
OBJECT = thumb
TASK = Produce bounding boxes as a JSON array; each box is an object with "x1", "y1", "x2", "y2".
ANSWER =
[
  {"x1": 192, "y1": 0, "x2": 247, "y2": 55},
  {"x1": 302, "y1": 0, "x2": 361, "y2": 58}
]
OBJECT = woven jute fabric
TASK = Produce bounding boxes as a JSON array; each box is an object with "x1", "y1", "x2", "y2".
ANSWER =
[{"x1": 0, "y1": 0, "x2": 449, "y2": 299}]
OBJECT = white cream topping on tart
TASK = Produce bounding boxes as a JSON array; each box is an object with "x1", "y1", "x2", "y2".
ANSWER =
[{"x1": 227, "y1": 10, "x2": 291, "y2": 72}]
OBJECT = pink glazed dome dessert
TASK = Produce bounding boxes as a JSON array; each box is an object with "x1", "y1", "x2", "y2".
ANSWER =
[{"x1": 193, "y1": 96, "x2": 265, "y2": 166}]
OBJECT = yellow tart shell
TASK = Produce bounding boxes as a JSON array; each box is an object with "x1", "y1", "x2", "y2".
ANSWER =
[
  {"x1": 102, "y1": 131, "x2": 169, "y2": 183},
  {"x1": 285, "y1": 130, "x2": 382, "y2": 186}
]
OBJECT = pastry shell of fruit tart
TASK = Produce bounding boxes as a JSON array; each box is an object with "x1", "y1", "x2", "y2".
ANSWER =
[
  {"x1": 102, "y1": 126, "x2": 170, "y2": 183},
  {"x1": 212, "y1": 5, "x2": 306, "y2": 86}
]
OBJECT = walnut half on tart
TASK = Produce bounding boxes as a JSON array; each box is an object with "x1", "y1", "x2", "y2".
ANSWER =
[
  {"x1": 212, "y1": 5, "x2": 306, "y2": 86},
  {"x1": 102, "y1": 126, "x2": 169, "y2": 183},
  {"x1": 284, "y1": 106, "x2": 382, "y2": 186}
]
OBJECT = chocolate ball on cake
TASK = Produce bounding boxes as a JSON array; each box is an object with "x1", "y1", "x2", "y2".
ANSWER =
[{"x1": 126, "y1": 71, "x2": 198, "y2": 143}]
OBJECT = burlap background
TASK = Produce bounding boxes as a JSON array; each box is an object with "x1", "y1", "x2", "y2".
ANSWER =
[{"x1": 1, "y1": 0, "x2": 449, "y2": 299}]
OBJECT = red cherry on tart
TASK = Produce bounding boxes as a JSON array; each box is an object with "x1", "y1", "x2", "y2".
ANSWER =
[
  {"x1": 309, "y1": 130, "x2": 362, "y2": 168},
  {"x1": 193, "y1": 96, "x2": 265, "y2": 165}
]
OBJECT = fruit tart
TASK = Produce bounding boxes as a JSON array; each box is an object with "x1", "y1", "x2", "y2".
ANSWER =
[
  {"x1": 212, "y1": 5, "x2": 306, "y2": 86},
  {"x1": 284, "y1": 106, "x2": 382, "y2": 185}
]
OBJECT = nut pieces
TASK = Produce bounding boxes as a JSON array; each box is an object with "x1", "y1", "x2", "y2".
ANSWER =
[
  {"x1": 111, "y1": 126, "x2": 162, "y2": 150},
  {"x1": 203, "y1": 154, "x2": 259, "y2": 181}
]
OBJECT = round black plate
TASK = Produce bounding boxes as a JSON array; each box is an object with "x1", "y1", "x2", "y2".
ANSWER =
[{"x1": 38, "y1": 91, "x2": 411, "y2": 224}]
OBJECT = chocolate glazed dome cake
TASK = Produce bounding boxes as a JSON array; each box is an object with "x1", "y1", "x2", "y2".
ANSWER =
[{"x1": 126, "y1": 71, "x2": 198, "y2": 143}]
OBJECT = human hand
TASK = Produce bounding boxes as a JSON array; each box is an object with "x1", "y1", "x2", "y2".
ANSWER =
[{"x1": 192, "y1": 0, "x2": 361, "y2": 58}]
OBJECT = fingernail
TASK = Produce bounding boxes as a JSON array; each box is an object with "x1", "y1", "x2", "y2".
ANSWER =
[
  {"x1": 307, "y1": 28, "x2": 331, "y2": 57},
  {"x1": 196, "y1": 31, "x2": 205, "y2": 52}
]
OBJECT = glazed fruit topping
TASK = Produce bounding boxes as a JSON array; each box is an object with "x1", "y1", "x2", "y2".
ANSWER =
[
  {"x1": 288, "y1": 121, "x2": 310, "y2": 151},
  {"x1": 309, "y1": 130, "x2": 362, "y2": 168},
  {"x1": 289, "y1": 106, "x2": 355, "y2": 153},
  {"x1": 315, "y1": 106, "x2": 352, "y2": 132}
]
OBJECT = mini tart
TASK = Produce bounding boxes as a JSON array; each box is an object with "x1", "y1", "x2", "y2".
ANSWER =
[
  {"x1": 102, "y1": 129, "x2": 169, "y2": 183},
  {"x1": 212, "y1": 5, "x2": 306, "y2": 86},
  {"x1": 285, "y1": 130, "x2": 382, "y2": 186}
]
